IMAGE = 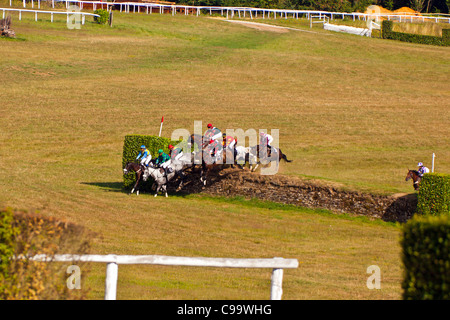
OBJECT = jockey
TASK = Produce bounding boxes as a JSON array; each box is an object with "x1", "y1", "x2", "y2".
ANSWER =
[
  {"x1": 168, "y1": 144, "x2": 184, "y2": 161},
  {"x1": 259, "y1": 132, "x2": 274, "y2": 157},
  {"x1": 417, "y1": 162, "x2": 430, "y2": 177},
  {"x1": 155, "y1": 149, "x2": 171, "y2": 176},
  {"x1": 205, "y1": 123, "x2": 222, "y2": 142},
  {"x1": 222, "y1": 133, "x2": 236, "y2": 164},
  {"x1": 205, "y1": 138, "x2": 223, "y2": 164},
  {"x1": 136, "y1": 145, "x2": 152, "y2": 167},
  {"x1": 222, "y1": 133, "x2": 236, "y2": 150}
]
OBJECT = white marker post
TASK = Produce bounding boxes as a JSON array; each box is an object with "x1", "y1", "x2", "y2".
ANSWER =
[
  {"x1": 432, "y1": 153, "x2": 435, "y2": 173},
  {"x1": 158, "y1": 116, "x2": 164, "y2": 137}
]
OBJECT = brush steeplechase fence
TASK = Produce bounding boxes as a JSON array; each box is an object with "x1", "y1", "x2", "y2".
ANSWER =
[{"x1": 28, "y1": 254, "x2": 299, "y2": 300}]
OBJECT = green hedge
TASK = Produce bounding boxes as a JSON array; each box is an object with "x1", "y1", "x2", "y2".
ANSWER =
[
  {"x1": 0, "y1": 208, "x2": 17, "y2": 293},
  {"x1": 401, "y1": 215, "x2": 450, "y2": 300},
  {"x1": 382, "y1": 20, "x2": 450, "y2": 46},
  {"x1": 122, "y1": 135, "x2": 180, "y2": 190},
  {"x1": 94, "y1": 9, "x2": 109, "y2": 25},
  {"x1": 417, "y1": 173, "x2": 450, "y2": 216}
]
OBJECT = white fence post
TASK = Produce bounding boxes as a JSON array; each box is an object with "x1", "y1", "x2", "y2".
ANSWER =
[
  {"x1": 104, "y1": 262, "x2": 118, "y2": 300},
  {"x1": 270, "y1": 268, "x2": 284, "y2": 300},
  {"x1": 432, "y1": 153, "x2": 435, "y2": 173}
]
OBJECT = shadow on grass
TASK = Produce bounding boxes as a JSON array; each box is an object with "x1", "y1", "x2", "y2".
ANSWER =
[{"x1": 82, "y1": 182, "x2": 125, "y2": 193}]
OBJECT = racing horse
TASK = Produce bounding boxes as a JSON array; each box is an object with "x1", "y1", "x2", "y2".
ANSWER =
[
  {"x1": 405, "y1": 169, "x2": 422, "y2": 191},
  {"x1": 187, "y1": 134, "x2": 227, "y2": 185},
  {"x1": 143, "y1": 162, "x2": 179, "y2": 197},
  {"x1": 123, "y1": 162, "x2": 146, "y2": 195},
  {"x1": 247, "y1": 144, "x2": 293, "y2": 172}
]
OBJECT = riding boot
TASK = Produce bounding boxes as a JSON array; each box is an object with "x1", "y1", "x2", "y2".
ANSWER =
[{"x1": 164, "y1": 168, "x2": 168, "y2": 182}]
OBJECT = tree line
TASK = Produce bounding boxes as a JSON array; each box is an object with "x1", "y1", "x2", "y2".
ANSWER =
[{"x1": 172, "y1": 0, "x2": 449, "y2": 13}]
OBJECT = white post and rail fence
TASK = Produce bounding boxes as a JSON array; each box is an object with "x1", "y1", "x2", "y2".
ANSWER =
[
  {"x1": 8, "y1": 0, "x2": 450, "y2": 24},
  {"x1": 28, "y1": 254, "x2": 299, "y2": 300}
]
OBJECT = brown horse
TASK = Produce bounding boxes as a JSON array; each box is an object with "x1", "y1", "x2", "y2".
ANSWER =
[
  {"x1": 188, "y1": 134, "x2": 228, "y2": 185},
  {"x1": 405, "y1": 169, "x2": 422, "y2": 191},
  {"x1": 200, "y1": 147, "x2": 229, "y2": 185},
  {"x1": 123, "y1": 162, "x2": 146, "y2": 195}
]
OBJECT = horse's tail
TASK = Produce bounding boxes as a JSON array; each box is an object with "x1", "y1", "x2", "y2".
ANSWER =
[{"x1": 281, "y1": 153, "x2": 292, "y2": 163}]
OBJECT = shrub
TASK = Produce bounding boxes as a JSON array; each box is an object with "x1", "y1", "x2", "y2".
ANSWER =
[
  {"x1": 382, "y1": 20, "x2": 450, "y2": 46},
  {"x1": 401, "y1": 215, "x2": 450, "y2": 300},
  {"x1": 122, "y1": 135, "x2": 181, "y2": 191},
  {"x1": 0, "y1": 208, "x2": 17, "y2": 295},
  {"x1": 0, "y1": 208, "x2": 93, "y2": 300},
  {"x1": 94, "y1": 9, "x2": 109, "y2": 25},
  {"x1": 417, "y1": 173, "x2": 450, "y2": 216}
]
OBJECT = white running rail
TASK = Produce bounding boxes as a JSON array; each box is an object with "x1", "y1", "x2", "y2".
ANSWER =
[
  {"x1": 11, "y1": 0, "x2": 450, "y2": 23},
  {"x1": 28, "y1": 254, "x2": 299, "y2": 300},
  {"x1": 1, "y1": 7, "x2": 99, "y2": 23}
]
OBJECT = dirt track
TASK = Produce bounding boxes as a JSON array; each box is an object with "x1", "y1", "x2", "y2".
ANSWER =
[{"x1": 171, "y1": 167, "x2": 417, "y2": 223}]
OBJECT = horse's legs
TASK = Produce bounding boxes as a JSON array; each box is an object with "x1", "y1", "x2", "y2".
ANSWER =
[
  {"x1": 130, "y1": 174, "x2": 140, "y2": 195},
  {"x1": 154, "y1": 184, "x2": 161, "y2": 197}
]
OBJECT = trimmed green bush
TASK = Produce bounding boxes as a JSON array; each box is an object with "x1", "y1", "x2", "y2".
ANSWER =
[
  {"x1": 0, "y1": 208, "x2": 17, "y2": 293},
  {"x1": 93, "y1": 9, "x2": 109, "y2": 25},
  {"x1": 417, "y1": 173, "x2": 450, "y2": 216},
  {"x1": 122, "y1": 135, "x2": 180, "y2": 190},
  {"x1": 401, "y1": 215, "x2": 450, "y2": 300},
  {"x1": 382, "y1": 20, "x2": 450, "y2": 46}
]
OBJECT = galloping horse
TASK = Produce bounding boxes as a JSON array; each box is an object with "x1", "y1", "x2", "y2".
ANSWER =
[
  {"x1": 405, "y1": 169, "x2": 422, "y2": 191},
  {"x1": 123, "y1": 162, "x2": 146, "y2": 195},
  {"x1": 142, "y1": 163, "x2": 179, "y2": 197},
  {"x1": 248, "y1": 144, "x2": 293, "y2": 172}
]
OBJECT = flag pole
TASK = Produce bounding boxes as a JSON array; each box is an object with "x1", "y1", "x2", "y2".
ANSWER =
[{"x1": 159, "y1": 116, "x2": 164, "y2": 137}]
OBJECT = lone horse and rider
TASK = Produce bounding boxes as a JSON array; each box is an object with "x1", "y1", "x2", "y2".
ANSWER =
[{"x1": 405, "y1": 161, "x2": 430, "y2": 190}]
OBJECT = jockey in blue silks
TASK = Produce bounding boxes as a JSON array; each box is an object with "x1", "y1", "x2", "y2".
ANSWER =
[{"x1": 136, "y1": 145, "x2": 152, "y2": 167}]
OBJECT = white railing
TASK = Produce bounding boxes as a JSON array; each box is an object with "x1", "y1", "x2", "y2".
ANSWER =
[
  {"x1": 1, "y1": 7, "x2": 99, "y2": 23},
  {"x1": 29, "y1": 254, "x2": 299, "y2": 300},
  {"x1": 12, "y1": 0, "x2": 450, "y2": 24}
]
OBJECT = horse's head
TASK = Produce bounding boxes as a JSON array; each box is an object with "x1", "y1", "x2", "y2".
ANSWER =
[
  {"x1": 405, "y1": 170, "x2": 411, "y2": 181},
  {"x1": 123, "y1": 162, "x2": 132, "y2": 175}
]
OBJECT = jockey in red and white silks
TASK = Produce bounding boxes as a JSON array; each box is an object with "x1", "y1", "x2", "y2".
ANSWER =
[
  {"x1": 205, "y1": 123, "x2": 222, "y2": 142},
  {"x1": 260, "y1": 132, "x2": 273, "y2": 148}
]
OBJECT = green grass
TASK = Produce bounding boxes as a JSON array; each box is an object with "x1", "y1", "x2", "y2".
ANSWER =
[{"x1": 1, "y1": 3, "x2": 449, "y2": 299}]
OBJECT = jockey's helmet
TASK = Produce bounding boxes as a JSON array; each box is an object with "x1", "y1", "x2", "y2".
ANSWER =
[
  {"x1": 158, "y1": 149, "x2": 163, "y2": 154},
  {"x1": 417, "y1": 162, "x2": 423, "y2": 167},
  {"x1": 222, "y1": 133, "x2": 227, "y2": 138},
  {"x1": 168, "y1": 145, "x2": 174, "y2": 150},
  {"x1": 207, "y1": 123, "x2": 213, "y2": 129},
  {"x1": 140, "y1": 145, "x2": 146, "y2": 149}
]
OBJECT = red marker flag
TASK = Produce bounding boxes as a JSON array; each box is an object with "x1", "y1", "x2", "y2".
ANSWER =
[{"x1": 159, "y1": 116, "x2": 164, "y2": 137}]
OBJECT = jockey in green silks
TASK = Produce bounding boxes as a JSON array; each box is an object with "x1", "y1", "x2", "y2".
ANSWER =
[{"x1": 155, "y1": 149, "x2": 171, "y2": 177}]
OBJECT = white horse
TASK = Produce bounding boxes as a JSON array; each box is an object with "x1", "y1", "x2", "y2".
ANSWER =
[
  {"x1": 142, "y1": 152, "x2": 195, "y2": 197},
  {"x1": 234, "y1": 146, "x2": 259, "y2": 171},
  {"x1": 143, "y1": 164, "x2": 176, "y2": 197}
]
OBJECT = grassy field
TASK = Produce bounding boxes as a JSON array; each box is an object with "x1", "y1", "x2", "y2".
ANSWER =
[{"x1": 1, "y1": 2, "x2": 449, "y2": 299}]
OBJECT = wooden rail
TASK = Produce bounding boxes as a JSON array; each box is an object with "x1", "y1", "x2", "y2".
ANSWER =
[{"x1": 29, "y1": 254, "x2": 299, "y2": 300}]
